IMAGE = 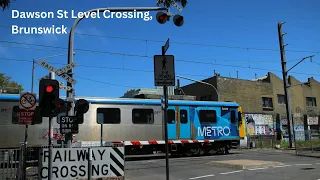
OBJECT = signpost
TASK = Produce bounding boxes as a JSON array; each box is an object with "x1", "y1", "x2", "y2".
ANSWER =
[
  {"x1": 39, "y1": 147, "x2": 125, "y2": 180},
  {"x1": 59, "y1": 116, "x2": 79, "y2": 134},
  {"x1": 154, "y1": 38, "x2": 175, "y2": 180},
  {"x1": 19, "y1": 92, "x2": 36, "y2": 124}
]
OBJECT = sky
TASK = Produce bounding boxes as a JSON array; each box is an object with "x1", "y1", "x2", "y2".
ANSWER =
[{"x1": 0, "y1": 0, "x2": 319, "y2": 98}]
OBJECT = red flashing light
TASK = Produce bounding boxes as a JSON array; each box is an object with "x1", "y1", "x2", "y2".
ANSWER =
[
  {"x1": 159, "y1": 15, "x2": 165, "y2": 21},
  {"x1": 46, "y1": 85, "x2": 53, "y2": 93}
]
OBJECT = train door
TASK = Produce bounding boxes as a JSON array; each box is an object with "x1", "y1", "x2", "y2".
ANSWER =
[
  {"x1": 167, "y1": 106, "x2": 177, "y2": 139},
  {"x1": 178, "y1": 106, "x2": 191, "y2": 139}
]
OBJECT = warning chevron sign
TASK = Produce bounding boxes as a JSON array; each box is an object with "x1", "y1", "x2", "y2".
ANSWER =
[{"x1": 39, "y1": 147, "x2": 125, "y2": 179}]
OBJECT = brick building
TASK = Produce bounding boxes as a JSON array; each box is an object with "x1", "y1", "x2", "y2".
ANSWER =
[{"x1": 180, "y1": 72, "x2": 320, "y2": 141}]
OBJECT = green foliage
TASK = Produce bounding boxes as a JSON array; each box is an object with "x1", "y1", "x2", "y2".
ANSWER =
[
  {"x1": 0, "y1": 73, "x2": 24, "y2": 92},
  {"x1": 0, "y1": 0, "x2": 12, "y2": 11},
  {"x1": 157, "y1": 0, "x2": 188, "y2": 8}
]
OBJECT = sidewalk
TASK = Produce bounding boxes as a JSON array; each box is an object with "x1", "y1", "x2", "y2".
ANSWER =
[{"x1": 234, "y1": 147, "x2": 320, "y2": 158}]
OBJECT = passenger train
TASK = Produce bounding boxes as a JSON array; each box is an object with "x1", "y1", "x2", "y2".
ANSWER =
[{"x1": 0, "y1": 94, "x2": 246, "y2": 157}]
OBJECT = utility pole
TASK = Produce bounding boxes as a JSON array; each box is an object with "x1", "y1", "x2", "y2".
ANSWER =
[
  {"x1": 277, "y1": 22, "x2": 294, "y2": 148},
  {"x1": 161, "y1": 39, "x2": 170, "y2": 180}
]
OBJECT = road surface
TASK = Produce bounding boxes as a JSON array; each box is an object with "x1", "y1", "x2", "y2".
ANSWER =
[{"x1": 125, "y1": 149, "x2": 320, "y2": 180}]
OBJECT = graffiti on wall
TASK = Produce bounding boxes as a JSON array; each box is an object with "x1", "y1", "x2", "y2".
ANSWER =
[{"x1": 245, "y1": 113, "x2": 274, "y2": 135}]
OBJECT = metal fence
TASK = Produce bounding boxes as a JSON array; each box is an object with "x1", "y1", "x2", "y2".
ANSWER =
[
  {"x1": 246, "y1": 135, "x2": 280, "y2": 149},
  {"x1": 0, "y1": 143, "x2": 59, "y2": 180},
  {"x1": 295, "y1": 129, "x2": 320, "y2": 157}
]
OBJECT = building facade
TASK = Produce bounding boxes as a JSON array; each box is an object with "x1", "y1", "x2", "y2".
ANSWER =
[{"x1": 180, "y1": 72, "x2": 320, "y2": 141}]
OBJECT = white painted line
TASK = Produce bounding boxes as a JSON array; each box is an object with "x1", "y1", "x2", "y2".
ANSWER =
[
  {"x1": 248, "y1": 167, "x2": 268, "y2": 171},
  {"x1": 273, "y1": 165, "x2": 292, "y2": 168},
  {"x1": 189, "y1": 174, "x2": 215, "y2": 179},
  {"x1": 220, "y1": 170, "x2": 243, "y2": 175},
  {"x1": 295, "y1": 164, "x2": 313, "y2": 166},
  {"x1": 315, "y1": 163, "x2": 320, "y2": 165}
]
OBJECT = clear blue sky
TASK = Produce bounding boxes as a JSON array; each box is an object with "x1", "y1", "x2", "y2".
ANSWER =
[{"x1": 0, "y1": 0, "x2": 319, "y2": 97}]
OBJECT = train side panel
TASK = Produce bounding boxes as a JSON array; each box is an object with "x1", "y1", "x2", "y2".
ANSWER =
[{"x1": 191, "y1": 106, "x2": 240, "y2": 141}]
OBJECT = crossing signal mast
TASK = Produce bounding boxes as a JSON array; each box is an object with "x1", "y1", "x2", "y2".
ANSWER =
[{"x1": 156, "y1": 1, "x2": 185, "y2": 27}]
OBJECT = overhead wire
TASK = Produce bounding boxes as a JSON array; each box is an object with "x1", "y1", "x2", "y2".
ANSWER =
[
  {"x1": 1, "y1": 56, "x2": 320, "y2": 77},
  {"x1": 0, "y1": 39, "x2": 314, "y2": 67},
  {"x1": 0, "y1": 25, "x2": 319, "y2": 54}
]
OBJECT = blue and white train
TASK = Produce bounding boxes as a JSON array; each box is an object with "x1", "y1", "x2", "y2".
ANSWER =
[{"x1": 0, "y1": 94, "x2": 242, "y2": 156}]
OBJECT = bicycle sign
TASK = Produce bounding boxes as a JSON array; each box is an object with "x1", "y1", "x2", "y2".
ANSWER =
[
  {"x1": 19, "y1": 92, "x2": 36, "y2": 110},
  {"x1": 154, "y1": 55, "x2": 175, "y2": 86}
]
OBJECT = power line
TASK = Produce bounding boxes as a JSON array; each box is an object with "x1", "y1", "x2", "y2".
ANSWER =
[
  {"x1": 0, "y1": 40, "x2": 305, "y2": 64},
  {"x1": 1, "y1": 56, "x2": 320, "y2": 77},
  {"x1": 77, "y1": 76, "x2": 143, "y2": 89},
  {"x1": 0, "y1": 25, "x2": 319, "y2": 54}
]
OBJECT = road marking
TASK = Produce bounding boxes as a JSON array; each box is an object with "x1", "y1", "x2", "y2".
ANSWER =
[
  {"x1": 220, "y1": 170, "x2": 243, "y2": 175},
  {"x1": 315, "y1": 163, "x2": 320, "y2": 165},
  {"x1": 295, "y1": 164, "x2": 313, "y2": 166},
  {"x1": 273, "y1": 165, "x2": 292, "y2": 168},
  {"x1": 248, "y1": 167, "x2": 268, "y2": 171},
  {"x1": 189, "y1": 174, "x2": 215, "y2": 179}
]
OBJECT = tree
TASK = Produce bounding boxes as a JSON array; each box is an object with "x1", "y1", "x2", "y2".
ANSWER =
[
  {"x1": 0, "y1": 73, "x2": 24, "y2": 92},
  {"x1": 0, "y1": 0, "x2": 12, "y2": 11},
  {"x1": 157, "y1": 0, "x2": 187, "y2": 8}
]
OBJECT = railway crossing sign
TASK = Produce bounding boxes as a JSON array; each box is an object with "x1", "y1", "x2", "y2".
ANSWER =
[
  {"x1": 59, "y1": 116, "x2": 79, "y2": 134},
  {"x1": 154, "y1": 55, "x2": 175, "y2": 86},
  {"x1": 59, "y1": 82, "x2": 72, "y2": 91},
  {"x1": 19, "y1": 92, "x2": 36, "y2": 124},
  {"x1": 38, "y1": 60, "x2": 77, "y2": 85}
]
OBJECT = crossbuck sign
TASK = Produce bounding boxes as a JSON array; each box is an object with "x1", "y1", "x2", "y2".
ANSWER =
[{"x1": 38, "y1": 60, "x2": 77, "y2": 85}]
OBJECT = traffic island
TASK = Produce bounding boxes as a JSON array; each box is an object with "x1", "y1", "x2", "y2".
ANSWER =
[{"x1": 206, "y1": 159, "x2": 285, "y2": 170}]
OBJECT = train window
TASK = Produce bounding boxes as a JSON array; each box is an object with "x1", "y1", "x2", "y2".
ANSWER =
[
  {"x1": 231, "y1": 110, "x2": 236, "y2": 123},
  {"x1": 167, "y1": 110, "x2": 175, "y2": 124},
  {"x1": 96, "y1": 108, "x2": 121, "y2": 124},
  {"x1": 132, "y1": 109, "x2": 154, "y2": 124},
  {"x1": 199, "y1": 110, "x2": 217, "y2": 124},
  {"x1": 180, "y1": 110, "x2": 188, "y2": 124}
]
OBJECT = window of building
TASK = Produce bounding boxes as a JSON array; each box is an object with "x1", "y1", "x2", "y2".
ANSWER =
[
  {"x1": 167, "y1": 110, "x2": 175, "y2": 124},
  {"x1": 180, "y1": 110, "x2": 188, "y2": 124},
  {"x1": 199, "y1": 110, "x2": 217, "y2": 124},
  {"x1": 277, "y1": 94, "x2": 286, "y2": 104},
  {"x1": 306, "y1": 97, "x2": 317, "y2": 107},
  {"x1": 97, "y1": 108, "x2": 121, "y2": 124},
  {"x1": 231, "y1": 110, "x2": 236, "y2": 123},
  {"x1": 132, "y1": 109, "x2": 154, "y2": 124},
  {"x1": 262, "y1": 97, "x2": 273, "y2": 109}
]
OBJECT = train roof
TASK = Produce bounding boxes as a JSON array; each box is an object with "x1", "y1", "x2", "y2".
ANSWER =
[{"x1": 0, "y1": 94, "x2": 240, "y2": 107}]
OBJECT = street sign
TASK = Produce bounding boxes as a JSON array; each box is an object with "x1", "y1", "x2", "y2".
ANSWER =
[
  {"x1": 19, "y1": 92, "x2": 36, "y2": 110},
  {"x1": 40, "y1": 62, "x2": 77, "y2": 79},
  {"x1": 19, "y1": 110, "x2": 35, "y2": 124},
  {"x1": 154, "y1": 55, "x2": 175, "y2": 86},
  {"x1": 38, "y1": 60, "x2": 77, "y2": 85},
  {"x1": 39, "y1": 147, "x2": 125, "y2": 179},
  {"x1": 59, "y1": 116, "x2": 79, "y2": 134},
  {"x1": 172, "y1": 1, "x2": 183, "y2": 12},
  {"x1": 163, "y1": 38, "x2": 169, "y2": 54},
  {"x1": 59, "y1": 81, "x2": 72, "y2": 91},
  {"x1": 19, "y1": 92, "x2": 36, "y2": 124}
]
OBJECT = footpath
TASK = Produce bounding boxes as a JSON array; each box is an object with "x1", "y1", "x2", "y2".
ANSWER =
[{"x1": 233, "y1": 147, "x2": 320, "y2": 158}]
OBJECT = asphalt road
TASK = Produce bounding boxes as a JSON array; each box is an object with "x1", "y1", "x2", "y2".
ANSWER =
[{"x1": 125, "y1": 149, "x2": 320, "y2": 180}]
